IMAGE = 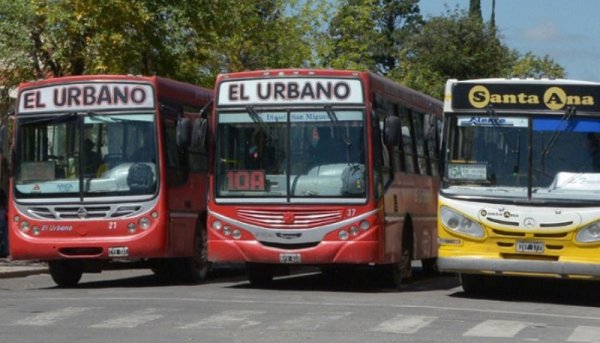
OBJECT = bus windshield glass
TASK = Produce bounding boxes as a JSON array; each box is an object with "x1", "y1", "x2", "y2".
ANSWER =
[
  {"x1": 14, "y1": 112, "x2": 158, "y2": 199},
  {"x1": 444, "y1": 114, "x2": 600, "y2": 201},
  {"x1": 216, "y1": 109, "x2": 366, "y2": 201}
]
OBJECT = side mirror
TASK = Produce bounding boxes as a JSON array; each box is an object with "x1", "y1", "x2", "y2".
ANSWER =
[
  {"x1": 384, "y1": 115, "x2": 401, "y2": 146},
  {"x1": 191, "y1": 118, "x2": 208, "y2": 151},
  {"x1": 176, "y1": 118, "x2": 191, "y2": 148}
]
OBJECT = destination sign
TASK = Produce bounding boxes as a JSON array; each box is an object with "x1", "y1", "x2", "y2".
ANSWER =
[
  {"x1": 18, "y1": 82, "x2": 155, "y2": 114},
  {"x1": 452, "y1": 83, "x2": 600, "y2": 112},
  {"x1": 217, "y1": 78, "x2": 364, "y2": 105}
]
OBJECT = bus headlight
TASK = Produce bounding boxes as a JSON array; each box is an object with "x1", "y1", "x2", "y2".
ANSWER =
[
  {"x1": 576, "y1": 222, "x2": 600, "y2": 243},
  {"x1": 440, "y1": 206, "x2": 484, "y2": 238},
  {"x1": 20, "y1": 221, "x2": 30, "y2": 232},
  {"x1": 212, "y1": 220, "x2": 222, "y2": 231},
  {"x1": 139, "y1": 217, "x2": 151, "y2": 230}
]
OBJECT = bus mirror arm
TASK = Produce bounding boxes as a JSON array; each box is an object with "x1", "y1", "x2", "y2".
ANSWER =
[{"x1": 191, "y1": 117, "x2": 208, "y2": 151}]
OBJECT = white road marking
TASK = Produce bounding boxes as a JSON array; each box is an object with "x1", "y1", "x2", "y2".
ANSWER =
[
  {"x1": 180, "y1": 310, "x2": 264, "y2": 329},
  {"x1": 90, "y1": 308, "x2": 163, "y2": 329},
  {"x1": 567, "y1": 326, "x2": 600, "y2": 342},
  {"x1": 463, "y1": 319, "x2": 531, "y2": 338},
  {"x1": 267, "y1": 312, "x2": 351, "y2": 331},
  {"x1": 370, "y1": 314, "x2": 437, "y2": 334},
  {"x1": 13, "y1": 307, "x2": 90, "y2": 326}
]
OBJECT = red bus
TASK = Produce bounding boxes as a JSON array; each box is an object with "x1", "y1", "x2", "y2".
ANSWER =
[
  {"x1": 207, "y1": 69, "x2": 442, "y2": 288},
  {"x1": 9, "y1": 75, "x2": 212, "y2": 287}
]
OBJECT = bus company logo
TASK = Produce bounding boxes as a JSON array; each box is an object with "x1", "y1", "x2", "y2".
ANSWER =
[
  {"x1": 282, "y1": 212, "x2": 296, "y2": 224},
  {"x1": 77, "y1": 207, "x2": 88, "y2": 219},
  {"x1": 468, "y1": 85, "x2": 595, "y2": 110},
  {"x1": 523, "y1": 217, "x2": 536, "y2": 228}
]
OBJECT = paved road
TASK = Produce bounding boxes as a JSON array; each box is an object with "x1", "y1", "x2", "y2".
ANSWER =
[{"x1": 1, "y1": 266, "x2": 600, "y2": 342}]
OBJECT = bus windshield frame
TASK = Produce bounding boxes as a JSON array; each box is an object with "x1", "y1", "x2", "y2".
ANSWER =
[
  {"x1": 442, "y1": 112, "x2": 600, "y2": 204},
  {"x1": 214, "y1": 106, "x2": 368, "y2": 204},
  {"x1": 14, "y1": 110, "x2": 159, "y2": 200}
]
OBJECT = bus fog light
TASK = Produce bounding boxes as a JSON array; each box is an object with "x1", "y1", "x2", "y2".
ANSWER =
[
  {"x1": 360, "y1": 220, "x2": 370, "y2": 230},
  {"x1": 20, "y1": 221, "x2": 30, "y2": 232},
  {"x1": 213, "y1": 220, "x2": 222, "y2": 231},
  {"x1": 32, "y1": 226, "x2": 40, "y2": 236},
  {"x1": 139, "y1": 217, "x2": 151, "y2": 230},
  {"x1": 128, "y1": 223, "x2": 137, "y2": 233},
  {"x1": 232, "y1": 229, "x2": 241, "y2": 239},
  {"x1": 339, "y1": 230, "x2": 349, "y2": 241},
  {"x1": 223, "y1": 226, "x2": 232, "y2": 236},
  {"x1": 577, "y1": 222, "x2": 600, "y2": 243},
  {"x1": 349, "y1": 226, "x2": 359, "y2": 236},
  {"x1": 440, "y1": 206, "x2": 484, "y2": 238}
]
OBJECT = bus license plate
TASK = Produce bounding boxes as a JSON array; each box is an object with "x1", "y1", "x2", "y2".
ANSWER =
[
  {"x1": 516, "y1": 241, "x2": 544, "y2": 254},
  {"x1": 108, "y1": 247, "x2": 129, "y2": 257},
  {"x1": 279, "y1": 253, "x2": 301, "y2": 264}
]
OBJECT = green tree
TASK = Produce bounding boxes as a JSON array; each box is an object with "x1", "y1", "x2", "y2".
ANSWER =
[
  {"x1": 400, "y1": 8, "x2": 565, "y2": 98},
  {"x1": 323, "y1": 0, "x2": 422, "y2": 75},
  {"x1": 0, "y1": 0, "x2": 325, "y2": 89},
  {"x1": 511, "y1": 52, "x2": 565, "y2": 79}
]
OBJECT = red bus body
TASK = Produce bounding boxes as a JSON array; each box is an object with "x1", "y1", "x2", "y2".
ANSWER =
[
  {"x1": 9, "y1": 75, "x2": 212, "y2": 286},
  {"x1": 207, "y1": 69, "x2": 442, "y2": 286}
]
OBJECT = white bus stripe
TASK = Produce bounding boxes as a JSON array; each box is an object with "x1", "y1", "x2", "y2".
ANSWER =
[
  {"x1": 567, "y1": 326, "x2": 600, "y2": 342},
  {"x1": 13, "y1": 307, "x2": 90, "y2": 326},
  {"x1": 370, "y1": 315, "x2": 437, "y2": 334},
  {"x1": 267, "y1": 312, "x2": 351, "y2": 331},
  {"x1": 90, "y1": 308, "x2": 163, "y2": 329},
  {"x1": 180, "y1": 310, "x2": 264, "y2": 329},
  {"x1": 463, "y1": 320, "x2": 531, "y2": 338}
]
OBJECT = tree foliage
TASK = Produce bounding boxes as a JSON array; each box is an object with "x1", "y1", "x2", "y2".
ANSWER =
[
  {"x1": 0, "y1": 0, "x2": 567, "y2": 99},
  {"x1": 323, "y1": 0, "x2": 422, "y2": 75}
]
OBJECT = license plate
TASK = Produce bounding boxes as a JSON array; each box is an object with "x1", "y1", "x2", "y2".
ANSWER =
[
  {"x1": 279, "y1": 253, "x2": 301, "y2": 264},
  {"x1": 108, "y1": 247, "x2": 129, "y2": 257},
  {"x1": 516, "y1": 241, "x2": 544, "y2": 254}
]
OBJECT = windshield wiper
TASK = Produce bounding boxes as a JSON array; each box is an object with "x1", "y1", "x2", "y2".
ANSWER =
[
  {"x1": 246, "y1": 105, "x2": 278, "y2": 141},
  {"x1": 19, "y1": 111, "x2": 78, "y2": 125},
  {"x1": 540, "y1": 106, "x2": 576, "y2": 158}
]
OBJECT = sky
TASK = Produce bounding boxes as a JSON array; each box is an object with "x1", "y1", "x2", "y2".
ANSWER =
[{"x1": 419, "y1": 0, "x2": 600, "y2": 82}]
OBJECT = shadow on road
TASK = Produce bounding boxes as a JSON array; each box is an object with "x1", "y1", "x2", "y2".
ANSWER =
[{"x1": 449, "y1": 275, "x2": 600, "y2": 307}]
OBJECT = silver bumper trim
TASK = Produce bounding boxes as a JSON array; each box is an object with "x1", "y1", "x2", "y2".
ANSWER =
[{"x1": 438, "y1": 257, "x2": 600, "y2": 277}]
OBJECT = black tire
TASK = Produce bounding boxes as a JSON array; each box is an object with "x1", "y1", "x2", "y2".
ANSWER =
[
  {"x1": 388, "y1": 245, "x2": 413, "y2": 290},
  {"x1": 48, "y1": 260, "x2": 84, "y2": 288},
  {"x1": 246, "y1": 263, "x2": 274, "y2": 287},
  {"x1": 179, "y1": 226, "x2": 211, "y2": 283}
]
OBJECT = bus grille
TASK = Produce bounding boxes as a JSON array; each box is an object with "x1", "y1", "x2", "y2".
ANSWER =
[
  {"x1": 237, "y1": 209, "x2": 343, "y2": 229},
  {"x1": 27, "y1": 205, "x2": 143, "y2": 219}
]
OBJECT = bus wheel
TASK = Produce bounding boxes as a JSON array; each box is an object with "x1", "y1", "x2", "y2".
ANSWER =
[
  {"x1": 178, "y1": 227, "x2": 211, "y2": 284},
  {"x1": 246, "y1": 263, "x2": 274, "y2": 287},
  {"x1": 390, "y1": 247, "x2": 412, "y2": 290},
  {"x1": 48, "y1": 260, "x2": 84, "y2": 288}
]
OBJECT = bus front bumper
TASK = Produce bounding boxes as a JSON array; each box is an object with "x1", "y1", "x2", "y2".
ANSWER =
[
  {"x1": 438, "y1": 257, "x2": 600, "y2": 279},
  {"x1": 208, "y1": 240, "x2": 380, "y2": 265}
]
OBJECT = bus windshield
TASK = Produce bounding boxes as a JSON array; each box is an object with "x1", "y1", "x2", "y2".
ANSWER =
[
  {"x1": 444, "y1": 114, "x2": 600, "y2": 201},
  {"x1": 215, "y1": 109, "x2": 366, "y2": 201},
  {"x1": 14, "y1": 112, "x2": 158, "y2": 199}
]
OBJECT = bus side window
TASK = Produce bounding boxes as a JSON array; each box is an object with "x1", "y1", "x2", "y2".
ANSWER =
[
  {"x1": 399, "y1": 106, "x2": 416, "y2": 174},
  {"x1": 412, "y1": 111, "x2": 430, "y2": 176},
  {"x1": 163, "y1": 118, "x2": 188, "y2": 186}
]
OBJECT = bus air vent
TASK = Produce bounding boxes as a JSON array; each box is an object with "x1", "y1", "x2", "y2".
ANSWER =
[
  {"x1": 259, "y1": 241, "x2": 320, "y2": 250},
  {"x1": 56, "y1": 206, "x2": 111, "y2": 219},
  {"x1": 237, "y1": 209, "x2": 343, "y2": 229},
  {"x1": 112, "y1": 206, "x2": 143, "y2": 217}
]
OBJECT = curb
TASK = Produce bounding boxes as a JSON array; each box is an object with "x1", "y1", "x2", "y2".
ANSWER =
[{"x1": 0, "y1": 267, "x2": 48, "y2": 279}]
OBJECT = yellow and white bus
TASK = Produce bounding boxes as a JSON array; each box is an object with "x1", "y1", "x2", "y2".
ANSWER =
[{"x1": 438, "y1": 78, "x2": 600, "y2": 294}]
